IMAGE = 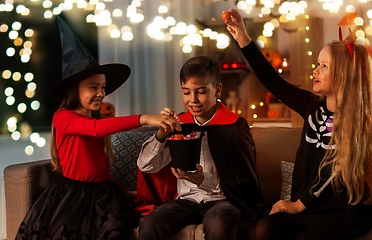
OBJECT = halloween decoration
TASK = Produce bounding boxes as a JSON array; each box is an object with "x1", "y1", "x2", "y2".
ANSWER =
[
  {"x1": 260, "y1": 49, "x2": 282, "y2": 69},
  {"x1": 100, "y1": 102, "x2": 115, "y2": 118},
  {"x1": 267, "y1": 109, "x2": 280, "y2": 119}
]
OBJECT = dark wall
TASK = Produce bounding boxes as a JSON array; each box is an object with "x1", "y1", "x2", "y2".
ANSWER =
[{"x1": 0, "y1": 11, "x2": 97, "y2": 132}]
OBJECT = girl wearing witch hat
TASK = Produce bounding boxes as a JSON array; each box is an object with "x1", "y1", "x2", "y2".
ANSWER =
[{"x1": 15, "y1": 16, "x2": 181, "y2": 240}]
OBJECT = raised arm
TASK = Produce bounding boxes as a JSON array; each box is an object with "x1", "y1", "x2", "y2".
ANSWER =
[
  {"x1": 225, "y1": 9, "x2": 316, "y2": 118},
  {"x1": 224, "y1": 9, "x2": 252, "y2": 48}
]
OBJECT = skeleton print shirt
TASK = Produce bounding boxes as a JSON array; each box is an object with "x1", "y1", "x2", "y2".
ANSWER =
[{"x1": 241, "y1": 42, "x2": 335, "y2": 207}]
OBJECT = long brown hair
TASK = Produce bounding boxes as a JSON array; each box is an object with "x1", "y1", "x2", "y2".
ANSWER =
[
  {"x1": 319, "y1": 41, "x2": 372, "y2": 205},
  {"x1": 50, "y1": 80, "x2": 117, "y2": 172}
]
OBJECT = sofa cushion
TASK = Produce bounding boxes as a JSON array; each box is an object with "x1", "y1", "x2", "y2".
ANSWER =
[
  {"x1": 280, "y1": 161, "x2": 294, "y2": 201},
  {"x1": 111, "y1": 130, "x2": 157, "y2": 191},
  {"x1": 251, "y1": 127, "x2": 301, "y2": 206}
]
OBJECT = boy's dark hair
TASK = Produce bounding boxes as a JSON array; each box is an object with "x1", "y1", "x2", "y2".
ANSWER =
[{"x1": 180, "y1": 55, "x2": 221, "y2": 86}]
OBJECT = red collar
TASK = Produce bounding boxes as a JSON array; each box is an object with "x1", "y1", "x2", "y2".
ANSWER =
[{"x1": 179, "y1": 101, "x2": 238, "y2": 125}]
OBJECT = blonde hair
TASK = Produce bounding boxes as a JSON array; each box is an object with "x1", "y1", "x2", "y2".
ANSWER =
[
  {"x1": 50, "y1": 81, "x2": 117, "y2": 172},
  {"x1": 319, "y1": 41, "x2": 372, "y2": 205}
]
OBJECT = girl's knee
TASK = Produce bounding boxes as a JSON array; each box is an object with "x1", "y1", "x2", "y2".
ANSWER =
[{"x1": 255, "y1": 217, "x2": 275, "y2": 240}]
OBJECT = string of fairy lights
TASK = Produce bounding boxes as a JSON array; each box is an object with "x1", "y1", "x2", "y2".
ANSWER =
[
  {"x1": 239, "y1": 0, "x2": 372, "y2": 121},
  {"x1": 1, "y1": 0, "x2": 372, "y2": 156}
]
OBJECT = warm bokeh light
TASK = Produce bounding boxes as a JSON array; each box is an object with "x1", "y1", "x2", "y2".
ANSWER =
[
  {"x1": 30, "y1": 132, "x2": 40, "y2": 143},
  {"x1": 0, "y1": 24, "x2": 8, "y2": 32},
  {"x1": 24, "y1": 29, "x2": 34, "y2": 37},
  {"x1": 4, "y1": 87, "x2": 14, "y2": 96},
  {"x1": 3, "y1": 70, "x2": 12, "y2": 79},
  {"x1": 182, "y1": 45, "x2": 192, "y2": 53},
  {"x1": 110, "y1": 28, "x2": 120, "y2": 38},
  {"x1": 31, "y1": 100, "x2": 40, "y2": 110},
  {"x1": 14, "y1": 37, "x2": 23, "y2": 46},
  {"x1": 21, "y1": 54, "x2": 31, "y2": 63},
  {"x1": 9, "y1": 30, "x2": 18, "y2": 39},
  {"x1": 11, "y1": 131, "x2": 21, "y2": 141},
  {"x1": 25, "y1": 90, "x2": 35, "y2": 98},
  {"x1": 44, "y1": 10, "x2": 53, "y2": 18},
  {"x1": 25, "y1": 145, "x2": 34, "y2": 155},
  {"x1": 17, "y1": 103, "x2": 27, "y2": 113},
  {"x1": 6, "y1": 96, "x2": 15, "y2": 105},
  {"x1": 6, "y1": 47, "x2": 15, "y2": 57},
  {"x1": 12, "y1": 72, "x2": 21, "y2": 81},
  {"x1": 112, "y1": 8, "x2": 122, "y2": 17},
  {"x1": 158, "y1": 5, "x2": 168, "y2": 14},
  {"x1": 355, "y1": 17, "x2": 364, "y2": 26},
  {"x1": 24, "y1": 72, "x2": 34, "y2": 82},
  {"x1": 12, "y1": 21, "x2": 21, "y2": 30},
  {"x1": 7, "y1": 117, "x2": 17, "y2": 128},
  {"x1": 122, "y1": 31, "x2": 133, "y2": 41},
  {"x1": 43, "y1": 0, "x2": 53, "y2": 8},
  {"x1": 77, "y1": 1, "x2": 88, "y2": 9}
]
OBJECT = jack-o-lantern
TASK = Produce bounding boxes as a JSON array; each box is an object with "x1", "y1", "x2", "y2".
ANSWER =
[
  {"x1": 260, "y1": 49, "x2": 282, "y2": 69},
  {"x1": 100, "y1": 102, "x2": 115, "y2": 118},
  {"x1": 267, "y1": 109, "x2": 280, "y2": 119}
]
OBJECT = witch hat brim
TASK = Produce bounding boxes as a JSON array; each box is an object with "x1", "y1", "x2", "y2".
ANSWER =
[{"x1": 41, "y1": 16, "x2": 130, "y2": 108}]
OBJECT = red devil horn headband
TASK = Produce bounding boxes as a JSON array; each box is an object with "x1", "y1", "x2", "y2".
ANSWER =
[{"x1": 339, "y1": 27, "x2": 355, "y2": 60}]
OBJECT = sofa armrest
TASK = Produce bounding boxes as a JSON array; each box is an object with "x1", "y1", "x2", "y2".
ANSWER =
[{"x1": 4, "y1": 159, "x2": 61, "y2": 240}]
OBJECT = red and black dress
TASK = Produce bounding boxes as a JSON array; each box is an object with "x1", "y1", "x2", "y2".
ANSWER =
[{"x1": 16, "y1": 108, "x2": 141, "y2": 240}]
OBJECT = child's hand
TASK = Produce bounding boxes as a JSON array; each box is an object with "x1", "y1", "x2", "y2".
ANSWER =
[
  {"x1": 140, "y1": 114, "x2": 181, "y2": 133},
  {"x1": 156, "y1": 107, "x2": 182, "y2": 141},
  {"x1": 171, "y1": 164, "x2": 204, "y2": 186},
  {"x1": 160, "y1": 107, "x2": 183, "y2": 123},
  {"x1": 224, "y1": 9, "x2": 252, "y2": 48},
  {"x1": 269, "y1": 199, "x2": 306, "y2": 215}
]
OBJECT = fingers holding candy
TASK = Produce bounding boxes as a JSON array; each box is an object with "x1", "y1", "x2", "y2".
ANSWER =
[
  {"x1": 222, "y1": 9, "x2": 252, "y2": 48},
  {"x1": 161, "y1": 107, "x2": 183, "y2": 125},
  {"x1": 221, "y1": 11, "x2": 231, "y2": 21},
  {"x1": 156, "y1": 108, "x2": 182, "y2": 141}
]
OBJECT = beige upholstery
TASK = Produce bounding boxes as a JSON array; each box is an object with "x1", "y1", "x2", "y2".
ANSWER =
[
  {"x1": 4, "y1": 127, "x2": 372, "y2": 239},
  {"x1": 252, "y1": 127, "x2": 301, "y2": 206},
  {"x1": 4, "y1": 159, "x2": 61, "y2": 240}
]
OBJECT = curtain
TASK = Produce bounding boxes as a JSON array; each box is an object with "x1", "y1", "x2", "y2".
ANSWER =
[{"x1": 98, "y1": 0, "x2": 199, "y2": 117}]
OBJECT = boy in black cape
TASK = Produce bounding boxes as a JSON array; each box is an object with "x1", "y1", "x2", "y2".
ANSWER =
[{"x1": 136, "y1": 55, "x2": 264, "y2": 240}]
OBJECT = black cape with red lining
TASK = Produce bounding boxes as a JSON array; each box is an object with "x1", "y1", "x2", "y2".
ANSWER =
[{"x1": 136, "y1": 102, "x2": 264, "y2": 221}]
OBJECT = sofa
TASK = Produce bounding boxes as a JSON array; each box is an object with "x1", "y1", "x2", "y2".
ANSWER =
[{"x1": 4, "y1": 127, "x2": 372, "y2": 240}]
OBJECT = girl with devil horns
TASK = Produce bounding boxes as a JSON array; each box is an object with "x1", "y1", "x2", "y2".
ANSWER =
[
  {"x1": 225, "y1": 8, "x2": 372, "y2": 240},
  {"x1": 15, "y1": 17, "x2": 181, "y2": 240}
]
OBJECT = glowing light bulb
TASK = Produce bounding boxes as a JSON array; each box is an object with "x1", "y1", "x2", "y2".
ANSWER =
[{"x1": 25, "y1": 145, "x2": 34, "y2": 155}]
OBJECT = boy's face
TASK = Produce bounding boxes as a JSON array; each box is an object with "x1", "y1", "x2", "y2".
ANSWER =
[{"x1": 181, "y1": 77, "x2": 222, "y2": 124}]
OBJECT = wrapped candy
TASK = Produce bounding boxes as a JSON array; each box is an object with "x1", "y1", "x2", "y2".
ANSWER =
[
  {"x1": 167, "y1": 131, "x2": 202, "y2": 140},
  {"x1": 166, "y1": 131, "x2": 204, "y2": 172}
]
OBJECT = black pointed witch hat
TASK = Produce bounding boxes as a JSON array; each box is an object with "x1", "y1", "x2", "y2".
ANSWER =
[{"x1": 41, "y1": 16, "x2": 130, "y2": 108}]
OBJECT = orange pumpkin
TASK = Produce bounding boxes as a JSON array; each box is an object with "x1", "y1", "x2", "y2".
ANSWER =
[
  {"x1": 260, "y1": 49, "x2": 282, "y2": 69},
  {"x1": 267, "y1": 109, "x2": 280, "y2": 119},
  {"x1": 100, "y1": 102, "x2": 115, "y2": 118}
]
